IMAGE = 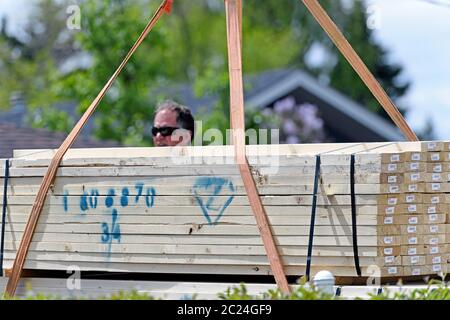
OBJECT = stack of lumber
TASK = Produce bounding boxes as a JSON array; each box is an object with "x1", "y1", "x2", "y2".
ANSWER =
[
  {"x1": 0, "y1": 142, "x2": 449, "y2": 279},
  {"x1": 378, "y1": 141, "x2": 450, "y2": 277}
]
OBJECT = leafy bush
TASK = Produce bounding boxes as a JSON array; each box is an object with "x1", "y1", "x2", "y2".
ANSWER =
[
  {"x1": 368, "y1": 279, "x2": 450, "y2": 300},
  {"x1": 2, "y1": 280, "x2": 450, "y2": 300},
  {"x1": 218, "y1": 283, "x2": 335, "y2": 300}
]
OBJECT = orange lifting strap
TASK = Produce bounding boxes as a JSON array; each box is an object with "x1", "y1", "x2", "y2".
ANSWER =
[
  {"x1": 224, "y1": 0, "x2": 291, "y2": 294},
  {"x1": 4, "y1": 0, "x2": 174, "y2": 297},
  {"x1": 301, "y1": 0, "x2": 418, "y2": 142},
  {"x1": 5, "y1": 0, "x2": 417, "y2": 297}
]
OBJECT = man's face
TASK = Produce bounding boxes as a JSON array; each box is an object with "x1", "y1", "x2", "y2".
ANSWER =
[{"x1": 153, "y1": 109, "x2": 191, "y2": 147}]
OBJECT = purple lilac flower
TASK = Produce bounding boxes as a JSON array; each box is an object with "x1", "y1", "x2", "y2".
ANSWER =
[
  {"x1": 282, "y1": 119, "x2": 298, "y2": 135},
  {"x1": 296, "y1": 103, "x2": 324, "y2": 132},
  {"x1": 286, "y1": 135, "x2": 300, "y2": 144},
  {"x1": 274, "y1": 96, "x2": 296, "y2": 114}
]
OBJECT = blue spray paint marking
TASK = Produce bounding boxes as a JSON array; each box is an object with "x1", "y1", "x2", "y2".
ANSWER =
[
  {"x1": 101, "y1": 208, "x2": 121, "y2": 256},
  {"x1": 193, "y1": 177, "x2": 235, "y2": 225},
  {"x1": 80, "y1": 192, "x2": 89, "y2": 212},
  {"x1": 121, "y1": 187, "x2": 129, "y2": 207},
  {"x1": 105, "y1": 189, "x2": 115, "y2": 208},
  {"x1": 63, "y1": 191, "x2": 69, "y2": 212},
  {"x1": 135, "y1": 183, "x2": 144, "y2": 203},
  {"x1": 101, "y1": 223, "x2": 109, "y2": 243},
  {"x1": 64, "y1": 182, "x2": 157, "y2": 257},
  {"x1": 89, "y1": 189, "x2": 99, "y2": 209},
  {"x1": 146, "y1": 187, "x2": 156, "y2": 208}
]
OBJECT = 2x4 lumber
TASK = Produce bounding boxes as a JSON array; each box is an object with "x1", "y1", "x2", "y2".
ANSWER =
[
  {"x1": 11, "y1": 153, "x2": 381, "y2": 168},
  {"x1": 1, "y1": 164, "x2": 386, "y2": 178},
  {"x1": 2, "y1": 261, "x2": 402, "y2": 277},
  {"x1": 0, "y1": 174, "x2": 390, "y2": 187},
  {"x1": 2, "y1": 252, "x2": 404, "y2": 267},
  {"x1": 1, "y1": 211, "x2": 387, "y2": 225},
  {"x1": 0, "y1": 194, "x2": 381, "y2": 206},
  {"x1": 1, "y1": 232, "x2": 380, "y2": 246},
  {"x1": 1, "y1": 182, "x2": 420, "y2": 196},
  {"x1": 10, "y1": 141, "x2": 424, "y2": 160},
  {"x1": 4, "y1": 204, "x2": 401, "y2": 215},
  {"x1": 1, "y1": 242, "x2": 380, "y2": 257}
]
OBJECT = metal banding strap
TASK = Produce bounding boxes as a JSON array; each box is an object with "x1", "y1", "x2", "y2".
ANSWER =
[
  {"x1": 1, "y1": 159, "x2": 10, "y2": 276},
  {"x1": 350, "y1": 154, "x2": 362, "y2": 276},
  {"x1": 306, "y1": 155, "x2": 321, "y2": 280}
]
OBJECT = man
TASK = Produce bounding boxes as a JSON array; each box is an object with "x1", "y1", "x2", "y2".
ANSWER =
[{"x1": 152, "y1": 100, "x2": 195, "y2": 147}]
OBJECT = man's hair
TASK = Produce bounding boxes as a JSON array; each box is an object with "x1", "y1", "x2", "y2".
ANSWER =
[{"x1": 155, "y1": 100, "x2": 195, "y2": 141}]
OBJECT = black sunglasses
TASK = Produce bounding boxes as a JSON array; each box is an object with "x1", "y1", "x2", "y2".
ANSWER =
[{"x1": 151, "y1": 126, "x2": 179, "y2": 137}]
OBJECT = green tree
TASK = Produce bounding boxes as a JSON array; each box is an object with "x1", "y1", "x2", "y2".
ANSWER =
[
  {"x1": 0, "y1": 0, "x2": 418, "y2": 144},
  {"x1": 242, "y1": 0, "x2": 410, "y2": 119},
  {"x1": 0, "y1": 0, "x2": 76, "y2": 132},
  {"x1": 53, "y1": 0, "x2": 171, "y2": 145},
  {"x1": 325, "y1": 1, "x2": 410, "y2": 119}
]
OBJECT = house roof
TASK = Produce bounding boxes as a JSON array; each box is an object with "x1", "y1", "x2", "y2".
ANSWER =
[
  {"x1": 0, "y1": 100, "x2": 97, "y2": 137},
  {"x1": 244, "y1": 69, "x2": 405, "y2": 142},
  {"x1": 0, "y1": 122, "x2": 121, "y2": 159}
]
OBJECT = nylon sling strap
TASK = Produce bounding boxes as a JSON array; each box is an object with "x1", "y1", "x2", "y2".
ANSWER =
[
  {"x1": 301, "y1": 0, "x2": 418, "y2": 142},
  {"x1": 225, "y1": 0, "x2": 290, "y2": 294},
  {"x1": 305, "y1": 155, "x2": 321, "y2": 280},
  {"x1": 1, "y1": 159, "x2": 10, "y2": 277},
  {"x1": 4, "y1": 0, "x2": 173, "y2": 297},
  {"x1": 350, "y1": 154, "x2": 361, "y2": 276}
]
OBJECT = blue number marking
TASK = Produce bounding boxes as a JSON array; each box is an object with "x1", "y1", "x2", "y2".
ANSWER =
[
  {"x1": 80, "y1": 192, "x2": 89, "y2": 212},
  {"x1": 89, "y1": 189, "x2": 99, "y2": 209},
  {"x1": 135, "y1": 183, "x2": 144, "y2": 203},
  {"x1": 121, "y1": 187, "x2": 129, "y2": 207},
  {"x1": 105, "y1": 189, "x2": 115, "y2": 208},
  {"x1": 145, "y1": 187, "x2": 156, "y2": 208}
]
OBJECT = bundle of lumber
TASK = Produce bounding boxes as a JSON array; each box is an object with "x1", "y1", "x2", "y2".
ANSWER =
[{"x1": 1, "y1": 141, "x2": 449, "y2": 279}]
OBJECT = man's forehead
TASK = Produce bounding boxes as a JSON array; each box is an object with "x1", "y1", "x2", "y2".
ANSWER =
[{"x1": 154, "y1": 109, "x2": 178, "y2": 125}]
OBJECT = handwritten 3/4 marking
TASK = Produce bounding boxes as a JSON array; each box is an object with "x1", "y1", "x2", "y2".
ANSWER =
[
  {"x1": 63, "y1": 183, "x2": 157, "y2": 256},
  {"x1": 193, "y1": 177, "x2": 235, "y2": 225},
  {"x1": 101, "y1": 208, "x2": 121, "y2": 255}
]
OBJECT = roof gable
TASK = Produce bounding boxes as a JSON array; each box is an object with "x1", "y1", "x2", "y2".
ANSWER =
[{"x1": 0, "y1": 123, "x2": 121, "y2": 159}]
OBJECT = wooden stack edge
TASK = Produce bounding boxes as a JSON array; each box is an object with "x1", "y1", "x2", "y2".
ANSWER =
[{"x1": 374, "y1": 141, "x2": 450, "y2": 279}]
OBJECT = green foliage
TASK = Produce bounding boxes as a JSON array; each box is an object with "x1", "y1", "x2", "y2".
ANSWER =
[
  {"x1": 218, "y1": 281, "x2": 450, "y2": 301},
  {"x1": 99, "y1": 289, "x2": 157, "y2": 300},
  {"x1": 54, "y1": 0, "x2": 170, "y2": 145},
  {"x1": 368, "y1": 279, "x2": 450, "y2": 300},
  {"x1": 0, "y1": 0, "x2": 73, "y2": 119},
  {"x1": 218, "y1": 283, "x2": 255, "y2": 300},
  {"x1": 217, "y1": 283, "x2": 336, "y2": 300},
  {"x1": 0, "y1": 0, "x2": 415, "y2": 143},
  {"x1": 325, "y1": 1, "x2": 410, "y2": 119},
  {"x1": 0, "y1": 31, "x2": 60, "y2": 114}
]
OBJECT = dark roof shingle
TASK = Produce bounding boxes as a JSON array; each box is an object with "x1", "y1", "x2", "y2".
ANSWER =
[{"x1": 0, "y1": 123, "x2": 121, "y2": 159}]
